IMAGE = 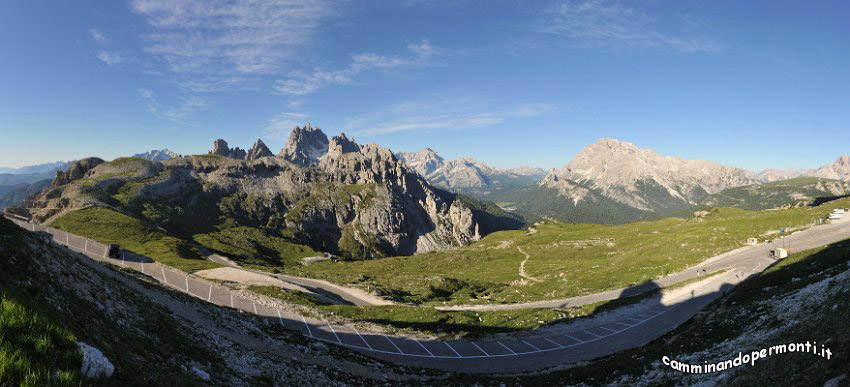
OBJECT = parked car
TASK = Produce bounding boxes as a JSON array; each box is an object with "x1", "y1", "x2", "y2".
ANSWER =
[{"x1": 107, "y1": 244, "x2": 121, "y2": 259}]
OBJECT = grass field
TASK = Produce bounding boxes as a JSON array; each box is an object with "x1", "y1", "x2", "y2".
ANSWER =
[
  {"x1": 50, "y1": 207, "x2": 220, "y2": 273},
  {"x1": 0, "y1": 296, "x2": 83, "y2": 386},
  {"x1": 251, "y1": 269, "x2": 726, "y2": 338},
  {"x1": 193, "y1": 227, "x2": 319, "y2": 272},
  {"x1": 292, "y1": 198, "x2": 850, "y2": 306},
  {"x1": 462, "y1": 237, "x2": 850, "y2": 385}
]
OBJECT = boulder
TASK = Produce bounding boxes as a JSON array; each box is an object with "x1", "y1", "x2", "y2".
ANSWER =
[{"x1": 77, "y1": 341, "x2": 114, "y2": 379}]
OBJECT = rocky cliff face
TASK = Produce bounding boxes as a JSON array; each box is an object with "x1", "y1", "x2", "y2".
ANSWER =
[
  {"x1": 246, "y1": 139, "x2": 274, "y2": 161},
  {"x1": 279, "y1": 124, "x2": 329, "y2": 166},
  {"x1": 540, "y1": 138, "x2": 760, "y2": 212},
  {"x1": 50, "y1": 158, "x2": 104, "y2": 188},
  {"x1": 395, "y1": 148, "x2": 546, "y2": 194},
  {"x1": 26, "y1": 126, "x2": 483, "y2": 259}
]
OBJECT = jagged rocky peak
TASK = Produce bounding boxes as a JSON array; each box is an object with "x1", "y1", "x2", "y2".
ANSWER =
[
  {"x1": 51, "y1": 157, "x2": 104, "y2": 188},
  {"x1": 209, "y1": 139, "x2": 247, "y2": 160},
  {"x1": 246, "y1": 139, "x2": 273, "y2": 161},
  {"x1": 279, "y1": 123, "x2": 330, "y2": 166},
  {"x1": 327, "y1": 133, "x2": 361, "y2": 156}
]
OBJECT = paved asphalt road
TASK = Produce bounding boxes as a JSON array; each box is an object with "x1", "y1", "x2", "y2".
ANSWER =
[{"x1": 7, "y1": 215, "x2": 850, "y2": 373}]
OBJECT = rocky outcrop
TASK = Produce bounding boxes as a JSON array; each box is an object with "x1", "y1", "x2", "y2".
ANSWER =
[
  {"x1": 78, "y1": 342, "x2": 114, "y2": 379},
  {"x1": 326, "y1": 133, "x2": 360, "y2": 156},
  {"x1": 279, "y1": 123, "x2": 329, "y2": 166},
  {"x1": 246, "y1": 139, "x2": 274, "y2": 160},
  {"x1": 50, "y1": 158, "x2": 104, "y2": 188},
  {"x1": 209, "y1": 139, "x2": 247, "y2": 160}
]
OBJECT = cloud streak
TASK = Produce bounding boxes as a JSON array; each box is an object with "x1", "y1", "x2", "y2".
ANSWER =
[
  {"x1": 263, "y1": 111, "x2": 310, "y2": 141},
  {"x1": 537, "y1": 0, "x2": 722, "y2": 53},
  {"x1": 89, "y1": 28, "x2": 108, "y2": 44},
  {"x1": 140, "y1": 89, "x2": 211, "y2": 121},
  {"x1": 273, "y1": 40, "x2": 442, "y2": 96},
  {"x1": 131, "y1": 0, "x2": 332, "y2": 92},
  {"x1": 346, "y1": 97, "x2": 554, "y2": 135},
  {"x1": 97, "y1": 51, "x2": 122, "y2": 65}
]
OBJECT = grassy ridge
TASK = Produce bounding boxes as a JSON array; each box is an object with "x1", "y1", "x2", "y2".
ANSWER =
[
  {"x1": 193, "y1": 227, "x2": 319, "y2": 272},
  {"x1": 701, "y1": 176, "x2": 850, "y2": 211},
  {"x1": 294, "y1": 198, "x2": 850, "y2": 306},
  {"x1": 50, "y1": 207, "x2": 219, "y2": 273}
]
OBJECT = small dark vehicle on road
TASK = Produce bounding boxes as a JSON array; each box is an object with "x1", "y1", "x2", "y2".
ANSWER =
[{"x1": 107, "y1": 244, "x2": 121, "y2": 259}]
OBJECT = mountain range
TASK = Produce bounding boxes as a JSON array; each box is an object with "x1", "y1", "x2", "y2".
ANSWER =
[
  {"x1": 19, "y1": 125, "x2": 522, "y2": 262},
  {"x1": 8, "y1": 129, "x2": 850, "y2": 229},
  {"x1": 395, "y1": 148, "x2": 546, "y2": 194},
  {"x1": 467, "y1": 138, "x2": 850, "y2": 223}
]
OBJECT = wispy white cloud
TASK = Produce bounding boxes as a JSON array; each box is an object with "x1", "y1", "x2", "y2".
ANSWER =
[
  {"x1": 537, "y1": 0, "x2": 722, "y2": 53},
  {"x1": 89, "y1": 28, "x2": 108, "y2": 44},
  {"x1": 131, "y1": 0, "x2": 332, "y2": 92},
  {"x1": 346, "y1": 96, "x2": 554, "y2": 136},
  {"x1": 97, "y1": 51, "x2": 122, "y2": 65},
  {"x1": 273, "y1": 40, "x2": 443, "y2": 96},
  {"x1": 263, "y1": 111, "x2": 309, "y2": 141},
  {"x1": 140, "y1": 89, "x2": 211, "y2": 121}
]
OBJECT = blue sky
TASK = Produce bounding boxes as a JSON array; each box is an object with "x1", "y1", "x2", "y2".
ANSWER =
[{"x1": 1, "y1": 0, "x2": 849, "y2": 171}]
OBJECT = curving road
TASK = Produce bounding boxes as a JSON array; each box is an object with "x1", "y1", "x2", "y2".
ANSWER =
[{"x1": 7, "y1": 215, "x2": 850, "y2": 373}]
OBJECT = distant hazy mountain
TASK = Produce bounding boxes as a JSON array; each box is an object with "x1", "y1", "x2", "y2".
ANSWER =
[
  {"x1": 131, "y1": 149, "x2": 178, "y2": 161},
  {"x1": 0, "y1": 160, "x2": 72, "y2": 175},
  {"x1": 755, "y1": 155, "x2": 850, "y2": 183},
  {"x1": 807, "y1": 155, "x2": 850, "y2": 181},
  {"x1": 0, "y1": 178, "x2": 50, "y2": 210},
  {"x1": 0, "y1": 160, "x2": 72, "y2": 188},
  {"x1": 395, "y1": 148, "x2": 546, "y2": 194}
]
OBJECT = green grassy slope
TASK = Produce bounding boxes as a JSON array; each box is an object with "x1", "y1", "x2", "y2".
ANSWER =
[
  {"x1": 478, "y1": 185, "x2": 656, "y2": 225},
  {"x1": 50, "y1": 207, "x2": 219, "y2": 273},
  {"x1": 0, "y1": 296, "x2": 82, "y2": 386},
  {"x1": 700, "y1": 176, "x2": 850, "y2": 211},
  {"x1": 0, "y1": 216, "x2": 221, "y2": 386},
  {"x1": 463, "y1": 237, "x2": 850, "y2": 385},
  {"x1": 252, "y1": 271, "x2": 725, "y2": 338},
  {"x1": 294, "y1": 198, "x2": 850, "y2": 306}
]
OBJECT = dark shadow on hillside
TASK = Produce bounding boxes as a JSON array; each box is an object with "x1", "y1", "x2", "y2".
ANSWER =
[{"x1": 810, "y1": 194, "x2": 850, "y2": 206}]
